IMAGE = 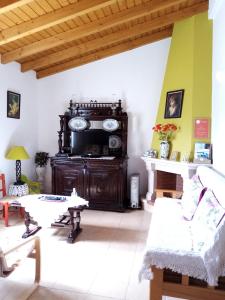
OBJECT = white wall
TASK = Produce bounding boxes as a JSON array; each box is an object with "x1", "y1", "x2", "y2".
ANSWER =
[
  {"x1": 210, "y1": 0, "x2": 225, "y2": 175},
  {"x1": 0, "y1": 62, "x2": 38, "y2": 187},
  {"x1": 37, "y1": 39, "x2": 171, "y2": 195}
]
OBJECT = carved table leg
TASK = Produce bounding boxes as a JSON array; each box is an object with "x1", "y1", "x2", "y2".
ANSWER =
[
  {"x1": 67, "y1": 208, "x2": 82, "y2": 243},
  {"x1": 22, "y1": 211, "x2": 42, "y2": 239}
]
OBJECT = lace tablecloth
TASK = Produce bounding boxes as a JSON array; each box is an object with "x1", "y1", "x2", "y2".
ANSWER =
[
  {"x1": 139, "y1": 198, "x2": 225, "y2": 286},
  {"x1": 16, "y1": 194, "x2": 88, "y2": 227}
]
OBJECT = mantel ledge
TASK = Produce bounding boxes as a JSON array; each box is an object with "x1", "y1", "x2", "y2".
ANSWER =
[
  {"x1": 141, "y1": 157, "x2": 210, "y2": 174},
  {"x1": 142, "y1": 157, "x2": 212, "y2": 201}
]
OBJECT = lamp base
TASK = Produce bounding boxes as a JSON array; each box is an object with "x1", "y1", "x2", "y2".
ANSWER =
[{"x1": 8, "y1": 183, "x2": 29, "y2": 196}]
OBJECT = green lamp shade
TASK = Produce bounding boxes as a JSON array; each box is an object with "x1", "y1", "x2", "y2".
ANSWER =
[{"x1": 6, "y1": 146, "x2": 30, "y2": 160}]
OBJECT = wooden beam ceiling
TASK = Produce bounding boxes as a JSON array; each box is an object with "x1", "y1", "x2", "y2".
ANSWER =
[
  {"x1": 37, "y1": 27, "x2": 173, "y2": 79},
  {"x1": 1, "y1": 0, "x2": 191, "y2": 63},
  {"x1": 0, "y1": 0, "x2": 209, "y2": 78},
  {"x1": 0, "y1": 0, "x2": 33, "y2": 14},
  {"x1": 22, "y1": 0, "x2": 208, "y2": 72},
  {"x1": 0, "y1": 0, "x2": 117, "y2": 45}
]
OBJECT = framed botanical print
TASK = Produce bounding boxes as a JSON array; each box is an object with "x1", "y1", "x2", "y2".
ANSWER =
[
  {"x1": 7, "y1": 91, "x2": 21, "y2": 119},
  {"x1": 164, "y1": 89, "x2": 184, "y2": 119}
]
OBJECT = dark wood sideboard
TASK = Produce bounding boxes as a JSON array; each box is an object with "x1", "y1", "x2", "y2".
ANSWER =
[{"x1": 51, "y1": 100, "x2": 128, "y2": 212}]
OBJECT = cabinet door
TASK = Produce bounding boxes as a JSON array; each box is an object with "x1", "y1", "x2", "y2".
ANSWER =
[
  {"x1": 53, "y1": 164, "x2": 84, "y2": 196},
  {"x1": 85, "y1": 166, "x2": 124, "y2": 211}
]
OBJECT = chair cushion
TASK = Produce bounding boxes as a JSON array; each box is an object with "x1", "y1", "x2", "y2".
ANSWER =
[{"x1": 181, "y1": 174, "x2": 206, "y2": 220}]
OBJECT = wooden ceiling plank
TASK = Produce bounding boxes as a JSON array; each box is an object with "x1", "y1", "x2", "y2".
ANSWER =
[
  {"x1": 1, "y1": 0, "x2": 191, "y2": 62},
  {"x1": 47, "y1": 0, "x2": 61, "y2": 10},
  {"x1": 95, "y1": 6, "x2": 105, "y2": 18},
  {"x1": 66, "y1": 18, "x2": 77, "y2": 28},
  {"x1": 79, "y1": 13, "x2": 91, "y2": 25},
  {"x1": 0, "y1": 0, "x2": 117, "y2": 45},
  {"x1": 28, "y1": 2, "x2": 46, "y2": 15},
  {"x1": 102, "y1": 5, "x2": 112, "y2": 17},
  {"x1": 22, "y1": 16, "x2": 174, "y2": 71},
  {"x1": 4, "y1": 11, "x2": 24, "y2": 24},
  {"x1": 12, "y1": 7, "x2": 31, "y2": 22},
  {"x1": 20, "y1": 4, "x2": 39, "y2": 18},
  {"x1": 127, "y1": 0, "x2": 135, "y2": 9},
  {"x1": 36, "y1": 27, "x2": 172, "y2": 78},
  {"x1": 0, "y1": 0, "x2": 34, "y2": 14},
  {"x1": 0, "y1": 14, "x2": 15, "y2": 27},
  {"x1": 117, "y1": 0, "x2": 126, "y2": 11},
  {"x1": 36, "y1": 0, "x2": 54, "y2": 13},
  {"x1": 0, "y1": 20, "x2": 8, "y2": 30},
  {"x1": 87, "y1": 10, "x2": 98, "y2": 22},
  {"x1": 57, "y1": 0, "x2": 70, "y2": 7}
]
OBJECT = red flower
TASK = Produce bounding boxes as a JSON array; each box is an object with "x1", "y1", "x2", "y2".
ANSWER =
[{"x1": 152, "y1": 123, "x2": 178, "y2": 141}]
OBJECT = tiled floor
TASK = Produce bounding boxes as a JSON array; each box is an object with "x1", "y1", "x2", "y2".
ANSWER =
[{"x1": 0, "y1": 209, "x2": 181, "y2": 300}]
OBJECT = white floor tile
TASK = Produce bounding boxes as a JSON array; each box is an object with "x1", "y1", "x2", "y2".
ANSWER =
[{"x1": 0, "y1": 209, "x2": 176, "y2": 300}]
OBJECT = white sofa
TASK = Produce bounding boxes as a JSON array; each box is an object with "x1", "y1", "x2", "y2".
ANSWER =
[{"x1": 140, "y1": 166, "x2": 225, "y2": 300}]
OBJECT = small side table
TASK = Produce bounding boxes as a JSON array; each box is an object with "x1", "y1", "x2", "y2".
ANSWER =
[{"x1": 8, "y1": 183, "x2": 29, "y2": 197}]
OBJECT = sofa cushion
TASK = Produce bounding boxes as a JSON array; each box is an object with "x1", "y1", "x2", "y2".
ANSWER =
[
  {"x1": 197, "y1": 166, "x2": 225, "y2": 208},
  {"x1": 181, "y1": 174, "x2": 205, "y2": 220},
  {"x1": 191, "y1": 189, "x2": 225, "y2": 253},
  {"x1": 192, "y1": 189, "x2": 225, "y2": 230}
]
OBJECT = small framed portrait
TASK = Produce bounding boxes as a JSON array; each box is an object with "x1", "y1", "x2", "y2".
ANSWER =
[
  {"x1": 164, "y1": 89, "x2": 184, "y2": 119},
  {"x1": 7, "y1": 91, "x2": 21, "y2": 119}
]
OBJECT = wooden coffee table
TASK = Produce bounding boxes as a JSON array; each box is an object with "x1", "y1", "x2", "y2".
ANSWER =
[{"x1": 10, "y1": 194, "x2": 88, "y2": 243}]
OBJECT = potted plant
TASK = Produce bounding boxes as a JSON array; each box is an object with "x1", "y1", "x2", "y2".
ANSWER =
[{"x1": 35, "y1": 152, "x2": 49, "y2": 182}]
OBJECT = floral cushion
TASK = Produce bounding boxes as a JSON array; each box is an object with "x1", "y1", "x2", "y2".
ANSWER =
[
  {"x1": 181, "y1": 174, "x2": 205, "y2": 221},
  {"x1": 191, "y1": 189, "x2": 225, "y2": 253},
  {"x1": 192, "y1": 189, "x2": 225, "y2": 230}
]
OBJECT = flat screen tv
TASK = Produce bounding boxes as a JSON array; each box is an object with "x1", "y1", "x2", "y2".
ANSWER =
[{"x1": 71, "y1": 129, "x2": 110, "y2": 157}]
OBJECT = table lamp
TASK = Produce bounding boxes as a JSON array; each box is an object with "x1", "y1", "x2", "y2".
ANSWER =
[{"x1": 6, "y1": 146, "x2": 30, "y2": 185}]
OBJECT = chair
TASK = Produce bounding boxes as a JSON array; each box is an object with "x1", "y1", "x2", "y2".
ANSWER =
[
  {"x1": 0, "y1": 173, "x2": 24, "y2": 227},
  {"x1": 0, "y1": 236, "x2": 40, "y2": 281},
  {"x1": 0, "y1": 173, "x2": 6, "y2": 197},
  {"x1": 0, "y1": 173, "x2": 8, "y2": 226},
  {"x1": 0, "y1": 236, "x2": 41, "y2": 299}
]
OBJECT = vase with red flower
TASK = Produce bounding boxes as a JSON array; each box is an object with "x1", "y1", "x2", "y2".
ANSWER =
[{"x1": 152, "y1": 123, "x2": 178, "y2": 159}]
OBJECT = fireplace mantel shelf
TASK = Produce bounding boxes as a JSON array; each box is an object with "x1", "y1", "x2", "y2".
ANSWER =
[{"x1": 142, "y1": 157, "x2": 212, "y2": 202}]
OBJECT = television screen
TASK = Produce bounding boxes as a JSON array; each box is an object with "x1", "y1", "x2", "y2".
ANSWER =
[{"x1": 71, "y1": 129, "x2": 110, "y2": 157}]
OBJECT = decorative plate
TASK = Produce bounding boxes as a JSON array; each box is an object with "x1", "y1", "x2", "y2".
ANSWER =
[
  {"x1": 68, "y1": 117, "x2": 89, "y2": 131},
  {"x1": 102, "y1": 119, "x2": 119, "y2": 132},
  {"x1": 109, "y1": 135, "x2": 122, "y2": 149}
]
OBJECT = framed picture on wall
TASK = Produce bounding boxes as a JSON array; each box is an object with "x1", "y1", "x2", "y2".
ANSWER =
[
  {"x1": 194, "y1": 118, "x2": 210, "y2": 139},
  {"x1": 193, "y1": 142, "x2": 212, "y2": 164},
  {"x1": 7, "y1": 91, "x2": 21, "y2": 119},
  {"x1": 164, "y1": 89, "x2": 184, "y2": 119}
]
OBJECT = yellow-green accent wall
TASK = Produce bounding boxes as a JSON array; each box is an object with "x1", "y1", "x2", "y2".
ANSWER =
[{"x1": 151, "y1": 12, "x2": 212, "y2": 160}]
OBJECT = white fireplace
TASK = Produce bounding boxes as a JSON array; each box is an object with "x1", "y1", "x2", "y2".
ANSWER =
[{"x1": 142, "y1": 157, "x2": 211, "y2": 202}]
